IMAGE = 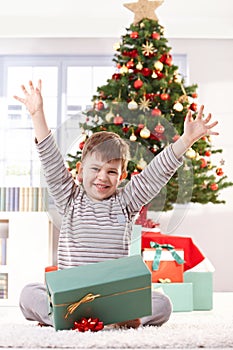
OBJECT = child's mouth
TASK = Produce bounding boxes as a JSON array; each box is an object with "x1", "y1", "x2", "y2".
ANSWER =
[{"x1": 95, "y1": 184, "x2": 109, "y2": 190}]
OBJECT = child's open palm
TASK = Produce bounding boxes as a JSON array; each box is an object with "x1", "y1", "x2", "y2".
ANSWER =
[
  {"x1": 184, "y1": 105, "x2": 219, "y2": 146},
  {"x1": 14, "y1": 80, "x2": 43, "y2": 117}
]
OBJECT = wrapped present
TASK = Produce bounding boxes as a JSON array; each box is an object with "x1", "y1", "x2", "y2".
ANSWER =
[
  {"x1": 184, "y1": 271, "x2": 213, "y2": 310},
  {"x1": 141, "y1": 232, "x2": 205, "y2": 271},
  {"x1": 152, "y1": 283, "x2": 193, "y2": 312},
  {"x1": 46, "y1": 255, "x2": 152, "y2": 331},
  {"x1": 142, "y1": 242, "x2": 184, "y2": 283},
  {"x1": 129, "y1": 225, "x2": 142, "y2": 256}
]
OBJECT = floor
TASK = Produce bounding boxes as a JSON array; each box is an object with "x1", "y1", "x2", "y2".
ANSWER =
[{"x1": 0, "y1": 292, "x2": 232, "y2": 350}]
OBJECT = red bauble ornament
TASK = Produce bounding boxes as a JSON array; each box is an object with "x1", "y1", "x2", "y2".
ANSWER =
[
  {"x1": 210, "y1": 183, "x2": 218, "y2": 191},
  {"x1": 114, "y1": 115, "x2": 124, "y2": 125},
  {"x1": 154, "y1": 70, "x2": 164, "y2": 80},
  {"x1": 160, "y1": 93, "x2": 170, "y2": 101},
  {"x1": 141, "y1": 67, "x2": 152, "y2": 76},
  {"x1": 79, "y1": 141, "x2": 85, "y2": 150},
  {"x1": 165, "y1": 55, "x2": 173, "y2": 66},
  {"x1": 112, "y1": 73, "x2": 121, "y2": 80},
  {"x1": 151, "y1": 107, "x2": 162, "y2": 117},
  {"x1": 134, "y1": 78, "x2": 143, "y2": 89},
  {"x1": 130, "y1": 31, "x2": 139, "y2": 39},
  {"x1": 146, "y1": 93, "x2": 158, "y2": 100},
  {"x1": 216, "y1": 168, "x2": 224, "y2": 176},
  {"x1": 122, "y1": 124, "x2": 130, "y2": 133},
  {"x1": 96, "y1": 101, "x2": 104, "y2": 111},
  {"x1": 192, "y1": 92, "x2": 198, "y2": 98},
  {"x1": 135, "y1": 124, "x2": 144, "y2": 136},
  {"x1": 154, "y1": 123, "x2": 165, "y2": 134},
  {"x1": 200, "y1": 158, "x2": 207, "y2": 168},
  {"x1": 205, "y1": 150, "x2": 211, "y2": 157},
  {"x1": 190, "y1": 103, "x2": 198, "y2": 111},
  {"x1": 126, "y1": 60, "x2": 134, "y2": 69},
  {"x1": 131, "y1": 170, "x2": 140, "y2": 177},
  {"x1": 160, "y1": 53, "x2": 173, "y2": 66},
  {"x1": 151, "y1": 32, "x2": 160, "y2": 40}
]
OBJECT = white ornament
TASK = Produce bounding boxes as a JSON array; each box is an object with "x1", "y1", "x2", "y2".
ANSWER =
[{"x1": 128, "y1": 100, "x2": 138, "y2": 110}]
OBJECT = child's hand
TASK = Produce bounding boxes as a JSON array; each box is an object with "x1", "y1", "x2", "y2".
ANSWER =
[
  {"x1": 14, "y1": 80, "x2": 43, "y2": 117},
  {"x1": 182, "y1": 105, "x2": 219, "y2": 148}
]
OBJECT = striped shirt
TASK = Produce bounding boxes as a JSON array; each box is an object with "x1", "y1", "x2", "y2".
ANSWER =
[{"x1": 37, "y1": 134, "x2": 182, "y2": 269}]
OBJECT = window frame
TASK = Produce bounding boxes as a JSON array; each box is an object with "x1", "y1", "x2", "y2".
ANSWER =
[{"x1": 0, "y1": 54, "x2": 187, "y2": 187}]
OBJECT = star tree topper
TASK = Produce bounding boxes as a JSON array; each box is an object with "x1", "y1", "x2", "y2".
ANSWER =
[{"x1": 124, "y1": 0, "x2": 164, "y2": 24}]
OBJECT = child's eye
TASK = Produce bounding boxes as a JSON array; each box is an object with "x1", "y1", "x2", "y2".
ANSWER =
[
  {"x1": 109, "y1": 170, "x2": 118, "y2": 174},
  {"x1": 91, "y1": 167, "x2": 99, "y2": 171}
]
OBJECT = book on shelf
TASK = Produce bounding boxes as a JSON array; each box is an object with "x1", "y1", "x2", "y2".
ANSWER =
[
  {"x1": 0, "y1": 274, "x2": 8, "y2": 299},
  {"x1": 0, "y1": 187, "x2": 48, "y2": 212}
]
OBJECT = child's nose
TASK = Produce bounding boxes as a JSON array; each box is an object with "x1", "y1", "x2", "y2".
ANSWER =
[{"x1": 97, "y1": 169, "x2": 108, "y2": 180}]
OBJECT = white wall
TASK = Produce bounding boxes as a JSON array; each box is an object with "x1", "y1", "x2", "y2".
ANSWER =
[
  {"x1": 0, "y1": 0, "x2": 232, "y2": 39},
  {"x1": 0, "y1": 36, "x2": 232, "y2": 291}
]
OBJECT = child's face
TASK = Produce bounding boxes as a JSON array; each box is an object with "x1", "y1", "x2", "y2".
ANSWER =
[{"x1": 79, "y1": 152, "x2": 124, "y2": 202}]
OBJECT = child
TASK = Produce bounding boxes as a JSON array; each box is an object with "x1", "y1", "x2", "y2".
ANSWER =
[{"x1": 14, "y1": 80, "x2": 218, "y2": 328}]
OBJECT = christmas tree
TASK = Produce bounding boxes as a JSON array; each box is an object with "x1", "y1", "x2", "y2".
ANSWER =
[{"x1": 67, "y1": 0, "x2": 232, "y2": 213}]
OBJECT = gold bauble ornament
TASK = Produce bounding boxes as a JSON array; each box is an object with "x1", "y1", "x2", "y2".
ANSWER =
[
  {"x1": 154, "y1": 61, "x2": 163, "y2": 71},
  {"x1": 140, "y1": 126, "x2": 151, "y2": 138},
  {"x1": 152, "y1": 70, "x2": 158, "y2": 78},
  {"x1": 105, "y1": 111, "x2": 115, "y2": 122},
  {"x1": 137, "y1": 157, "x2": 147, "y2": 170},
  {"x1": 136, "y1": 61, "x2": 143, "y2": 70},
  {"x1": 130, "y1": 129, "x2": 137, "y2": 141},
  {"x1": 120, "y1": 64, "x2": 128, "y2": 74},
  {"x1": 173, "y1": 102, "x2": 183, "y2": 112},
  {"x1": 174, "y1": 74, "x2": 182, "y2": 83},
  {"x1": 179, "y1": 94, "x2": 189, "y2": 104},
  {"x1": 185, "y1": 148, "x2": 196, "y2": 159},
  {"x1": 128, "y1": 100, "x2": 138, "y2": 110}
]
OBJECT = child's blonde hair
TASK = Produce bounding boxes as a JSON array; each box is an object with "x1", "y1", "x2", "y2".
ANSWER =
[{"x1": 81, "y1": 131, "x2": 130, "y2": 172}]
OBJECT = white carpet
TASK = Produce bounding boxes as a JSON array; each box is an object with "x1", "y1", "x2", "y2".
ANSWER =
[{"x1": 0, "y1": 293, "x2": 233, "y2": 349}]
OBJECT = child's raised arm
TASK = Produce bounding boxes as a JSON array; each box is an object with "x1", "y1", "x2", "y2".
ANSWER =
[
  {"x1": 172, "y1": 105, "x2": 219, "y2": 159},
  {"x1": 14, "y1": 80, "x2": 50, "y2": 143}
]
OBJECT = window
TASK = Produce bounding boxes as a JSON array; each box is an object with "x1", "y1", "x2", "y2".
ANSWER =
[{"x1": 0, "y1": 54, "x2": 187, "y2": 187}]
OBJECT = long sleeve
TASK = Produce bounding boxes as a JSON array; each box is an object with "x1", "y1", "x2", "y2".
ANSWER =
[
  {"x1": 120, "y1": 144, "x2": 183, "y2": 216},
  {"x1": 36, "y1": 133, "x2": 78, "y2": 215}
]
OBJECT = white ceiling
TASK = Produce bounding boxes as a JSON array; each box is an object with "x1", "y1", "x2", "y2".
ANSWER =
[{"x1": 0, "y1": 0, "x2": 232, "y2": 38}]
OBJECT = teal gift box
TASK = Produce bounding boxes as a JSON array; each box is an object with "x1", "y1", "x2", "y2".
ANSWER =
[
  {"x1": 46, "y1": 255, "x2": 152, "y2": 331},
  {"x1": 184, "y1": 271, "x2": 213, "y2": 310},
  {"x1": 152, "y1": 283, "x2": 193, "y2": 312}
]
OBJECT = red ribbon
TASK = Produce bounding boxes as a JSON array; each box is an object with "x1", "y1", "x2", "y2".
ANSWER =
[{"x1": 73, "y1": 317, "x2": 104, "y2": 332}]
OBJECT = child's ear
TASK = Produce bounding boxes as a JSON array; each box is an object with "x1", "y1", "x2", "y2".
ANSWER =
[
  {"x1": 76, "y1": 161, "x2": 83, "y2": 183},
  {"x1": 120, "y1": 171, "x2": 127, "y2": 181}
]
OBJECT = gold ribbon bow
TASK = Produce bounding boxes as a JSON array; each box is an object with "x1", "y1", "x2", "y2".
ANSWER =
[
  {"x1": 158, "y1": 278, "x2": 171, "y2": 284},
  {"x1": 65, "y1": 293, "x2": 101, "y2": 319}
]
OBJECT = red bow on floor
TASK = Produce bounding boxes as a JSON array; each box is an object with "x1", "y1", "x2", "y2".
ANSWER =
[{"x1": 73, "y1": 317, "x2": 104, "y2": 332}]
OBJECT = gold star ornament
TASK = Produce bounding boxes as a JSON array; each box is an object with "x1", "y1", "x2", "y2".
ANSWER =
[{"x1": 124, "y1": 0, "x2": 164, "y2": 24}]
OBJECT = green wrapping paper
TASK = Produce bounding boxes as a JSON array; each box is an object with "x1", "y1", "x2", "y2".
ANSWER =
[{"x1": 46, "y1": 255, "x2": 152, "y2": 330}]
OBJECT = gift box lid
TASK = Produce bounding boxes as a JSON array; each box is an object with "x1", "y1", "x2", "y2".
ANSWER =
[{"x1": 46, "y1": 255, "x2": 151, "y2": 305}]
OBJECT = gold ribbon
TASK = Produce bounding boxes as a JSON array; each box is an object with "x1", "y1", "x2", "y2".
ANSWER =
[
  {"x1": 158, "y1": 278, "x2": 171, "y2": 284},
  {"x1": 65, "y1": 293, "x2": 101, "y2": 319}
]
